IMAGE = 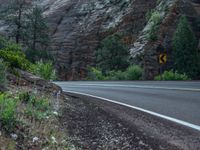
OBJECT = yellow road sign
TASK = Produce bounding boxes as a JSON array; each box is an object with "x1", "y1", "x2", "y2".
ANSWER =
[{"x1": 159, "y1": 54, "x2": 167, "y2": 64}]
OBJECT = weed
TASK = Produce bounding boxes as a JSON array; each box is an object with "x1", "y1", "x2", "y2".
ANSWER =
[{"x1": 0, "y1": 94, "x2": 17, "y2": 132}]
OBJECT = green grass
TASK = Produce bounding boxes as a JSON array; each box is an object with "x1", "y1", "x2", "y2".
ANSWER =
[{"x1": 0, "y1": 94, "x2": 17, "y2": 131}]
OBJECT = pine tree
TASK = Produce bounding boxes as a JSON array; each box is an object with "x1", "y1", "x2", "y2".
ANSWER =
[
  {"x1": 1, "y1": 0, "x2": 32, "y2": 43},
  {"x1": 172, "y1": 16, "x2": 199, "y2": 78},
  {"x1": 25, "y1": 6, "x2": 50, "y2": 51},
  {"x1": 96, "y1": 33, "x2": 129, "y2": 72}
]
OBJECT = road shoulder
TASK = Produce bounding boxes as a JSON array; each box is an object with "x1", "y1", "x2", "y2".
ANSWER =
[{"x1": 60, "y1": 92, "x2": 200, "y2": 149}]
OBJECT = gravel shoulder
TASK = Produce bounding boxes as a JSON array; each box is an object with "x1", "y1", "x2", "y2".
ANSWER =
[{"x1": 60, "y1": 92, "x2": 200, "y2": 150}]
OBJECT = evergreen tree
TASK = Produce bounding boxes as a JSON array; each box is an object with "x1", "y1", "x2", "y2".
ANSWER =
[
  {"x1": 172, "y1": 16, "x2": 199, "y2": 78},
  {"x1": 96, "y1": 33, "x2": 129, "y2": 72},
  {"x1": 25, "y1": 6, "x2": 50, "y2": 52},
  {"x1": 1, "y1": 0, "x2": 32, "y2": 43}
]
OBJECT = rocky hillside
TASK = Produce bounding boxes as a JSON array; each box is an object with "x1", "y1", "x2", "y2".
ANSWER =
[{"x1": 0, "y1": 0, "x2": 200, "y2": 80}]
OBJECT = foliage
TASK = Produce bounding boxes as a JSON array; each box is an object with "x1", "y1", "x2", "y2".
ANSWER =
[
  {"x1": 0, "y1": 37, "x2": 31, "y2": 70},
  {"x1": 87, "y1": 67, "x2": 105, "y2": 80},
  {"x1": 0, "y1": 36, "x2": 21, "y2": 51},
  {"x1": 87, "y1": 65, "x2": 143, "y2": 81},
  {"x1": 30, "y1": 60, "x2": 56, "y2": 81},
  {"x1": 19, "y1": 91, "x2": 31, "y2": 103},
  {"x1": 0, "y1": 0, "x2": 32, "y2": 43},
  {"x1": 96, "y1": 33, "x2": 129, "y2": 71},
  {"x1": 172, "y1": 16, "x2": 199, "y2": 78},
  {"x1": 0, "y1": 36, "x2": 8, "y2": 49},
  {"x1": 0, "y1": 49, "x2": 30, "y2": 70},
  {"x1": 154, "y1": 70, "x2": 190, "y2": 80},
  {"x1": 147, "y1": 11, "x2": 162, "y2": 41},
  {"x1": 0, "y1": 60, "x2": 7, "y2": 87},
  {"x1": 25, "y1": 94, "x2": 50, "y2": 120},
  {"x1": 25, "y1": 6, "x2": 49, "y2": 49},
  {"x1": 1, "y1": 2, "x2": 51, "y2": 63},
  {"x1": 0, "y1": 94, "x2": 17, "y2": 131},
  {"x1": 146, "y1": 9, "x2": 155, "y2": 21},
  {"x1": 124, "y1": 65, "x2": 143, "y2": 80},
  {"x1": 106, "y1": 70, "x2": 126, "y2": 80},
  {"x1": 25, "y1": 49, "x2": 53, "y2": 63}
]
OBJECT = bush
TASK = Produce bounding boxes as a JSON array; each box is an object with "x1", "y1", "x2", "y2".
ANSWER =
[
  {"x1": 0, "y1": 50, "x2": 30, "y2": 70},
  {"x1": 25, "y1": 95, "x2": 50, "y2": 120},
  {"x1": 87, "y1": 65, "x2": 143, "y2": 81},
  {"x1": 19, "y1": 91, "x2": 31, "y2": 103},
  {"x1": 87, "y1": 67, "x2": 105, "y2": 80},
  {"x1": 149, "y1": 11, "x2": 161, "y2": 25},
  {"x1": 0, "y1": 60, "x2": 7, "y2": 87},
  {"x1": 30, "y1": 60, "x2": 56, "y2": 81},
  {"x1": 125, "y1": 65, "x2": 143, "y2": 80},
  {"x1": 154, "y1": 70, "x2": 190, "y2": 80},
  {"x1": 0, "y1": 94, "x2": 17, "y2": 131},
  {"x1": 107, "y1": 70, "x2": 126, "y2": 80},
  {"x1": 147, "y1": 11, "x2": 162, "y2": 41},
  {"x1": 32, "y1": 97, "x2": 50, "y2": 112},
  {"x1": 0, "y1": 36, "x2": 8, "y2": 49}
]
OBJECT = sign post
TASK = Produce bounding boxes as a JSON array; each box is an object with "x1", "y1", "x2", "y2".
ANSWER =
[
  {"x1": 159, "y1": 53, "x2": 167, "y2": 80},
  {"x1": 159, "y1": 54, "x2": 167, "y2": 64}
]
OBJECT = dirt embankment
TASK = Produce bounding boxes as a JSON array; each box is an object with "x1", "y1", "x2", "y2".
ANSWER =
[{"x1": 60, "y1": 93, "x2": 200, "y2": 150}]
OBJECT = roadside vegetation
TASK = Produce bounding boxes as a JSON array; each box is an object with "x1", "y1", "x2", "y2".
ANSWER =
[
  {"x1": 0, "y1": 88, "x2": 70, "y2": 149},
  {"x1": 0, "y1": 60, "x2": 7, "y2": 88},
  {"x1": 0, "y1": 1, "x2": 51, "y2": 63},
  {"x1": 154, "y1": 70, "x2": 190, "y2": 81},
  {"x1": 88, "y1": 33, "x2": 143, "y2": 81},
  {"x1": 172, "y1": 16, "x2": 200, "y2": 79},
  {"x1": 0, "y1": 36, "x2": 56, "y2": 81},
  {"x1": 88, "y1": 65, "x2": 143, "y2": 81}
]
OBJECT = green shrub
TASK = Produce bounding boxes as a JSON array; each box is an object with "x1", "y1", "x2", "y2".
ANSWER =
[
  {"x1": 107, "y1": 70, "x2": 126, "y2": 80},
  {"x1": 124, "y1": 65, "x2": 143, "y2": 80},
  {"x1": 147, "y1": 11, "x2": 162, "y2": 41},
  {"x1": 30, "y1": 60, "x2": 56, "y2": 81},
  {"x1": 87, "y1": 67, "x2": 105, "y2": 80},
  {"x1": 154, "y1": 70, "x2": 190, "y2": 80},
  {"x1": 87, "y1": 65, "x2": 143, "y2": 81},
  {"x1": 33, "y1": 97, "x2": 50, "y2": 112},
  {"x1": 150, "y1": 11, "x2": 162, "y2": 25},
  {"x1": 0, "y1": 94, "x2": 17, "y2": 131},
  {"x1": 0, "y1": 60, "x2": 7, "y2": 87},
  {"x1": 25, "y1": 104, "x2": 47, "y2": 121},
  {"x1": 0, "y1": 49, "x2": 30, "y2": 70},
  {"x1": 25, "y1": 96, "x2": 50, "y2": 120},
  {"x1": 146, "y1": 9, "x2": 154, "y2": 21},
  {"x1": 19, "y1": 91, "x2": 31, "y2": 103},
  {"x1": 0, "y1": 36, "x2": 8, "y2": 49}
]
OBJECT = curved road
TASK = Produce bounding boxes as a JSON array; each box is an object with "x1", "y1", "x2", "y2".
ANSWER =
[{"x1": 55, "y1": 81, "x2": 200, "y2": 130}]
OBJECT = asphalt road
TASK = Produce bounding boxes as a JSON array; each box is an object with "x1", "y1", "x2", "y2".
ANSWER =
[{"x1": 55, "y1": 81, "x2": 200, "y2": 129}]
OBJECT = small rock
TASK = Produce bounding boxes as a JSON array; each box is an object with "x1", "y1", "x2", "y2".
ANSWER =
[
  {"x1": 51, "y1": 136, "x2": 57, "y2": 144},
  {"x1": 10, "y1": 133, "x2": 18, "y2": 140},
  {"x1": 33, "y1": 137, "x2": 39, "y2": 143},
  {"x1": 52, "y1": 111, "x2": 58, "y2": 116}
]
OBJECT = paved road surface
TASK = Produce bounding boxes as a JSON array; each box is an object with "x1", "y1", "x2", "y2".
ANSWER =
[{"x1": 55, "y1": 81, "x2": 200, "y2": 129}]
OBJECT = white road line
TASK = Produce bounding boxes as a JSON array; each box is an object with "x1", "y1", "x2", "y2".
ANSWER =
[
  {"x1": 59, "y1": 84, "x2": 200, "y2": 92},
  {"x1": 66, "y1": 90, "x2": 200, "y2": 132}
]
